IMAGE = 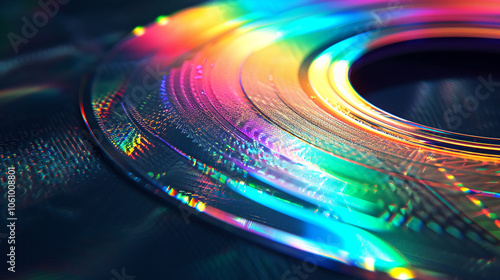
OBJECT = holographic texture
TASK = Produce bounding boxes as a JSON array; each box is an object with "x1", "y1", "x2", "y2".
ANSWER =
[{"x1": 82, "y1": 1, "x2": 500, "y2": 279}]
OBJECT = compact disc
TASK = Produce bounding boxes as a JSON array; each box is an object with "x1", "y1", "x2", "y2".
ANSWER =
[{"x1": 81, "y1": 1, "x2": 500, "y2": 279}]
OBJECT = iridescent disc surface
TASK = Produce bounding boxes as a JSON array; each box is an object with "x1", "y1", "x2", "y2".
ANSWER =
[{"x1": 82, "y1": 1, "x2": 500, "y2": 279}]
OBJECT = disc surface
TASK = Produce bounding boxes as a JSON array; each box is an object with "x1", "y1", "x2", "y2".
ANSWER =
[{"x1": 82, "y1": 1, "x2": 500, "y2": 279}]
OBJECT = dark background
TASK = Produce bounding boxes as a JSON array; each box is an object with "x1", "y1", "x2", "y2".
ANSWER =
[
  {"x1": 0, "y1": 1, "x2": 357, "y2": 279},
  {"x1": 351, "y1": 37, "x2": 500, "y2": 138}
]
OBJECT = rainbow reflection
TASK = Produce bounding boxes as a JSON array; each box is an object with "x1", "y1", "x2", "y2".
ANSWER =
[{"x1": 82, "y1": 1, "x2": 500, "y2": 279}]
